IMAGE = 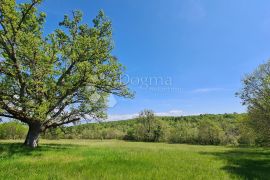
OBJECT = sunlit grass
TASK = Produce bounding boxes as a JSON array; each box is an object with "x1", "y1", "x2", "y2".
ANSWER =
[{"x1": 0, "y1": 139, "x2": 269, "y2": 179}]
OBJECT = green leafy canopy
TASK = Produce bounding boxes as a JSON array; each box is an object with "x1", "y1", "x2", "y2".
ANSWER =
[{"x1": 0, "y1": 0, "x2": 133, "y2": 131}]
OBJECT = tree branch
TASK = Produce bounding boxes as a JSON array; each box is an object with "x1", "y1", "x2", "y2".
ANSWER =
[
  {"x1": 0, "y1": 113, "x2": 15, "y2": 119},
  {"x1": 56, "y1": 61, "x2": 76, "y2": 86},
  {"x1": 17, "y1": 1, "x2": 39, "y2": 31}
]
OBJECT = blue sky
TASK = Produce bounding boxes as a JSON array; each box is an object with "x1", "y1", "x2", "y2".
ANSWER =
[{"x1": 24, "y1": 0, "x2": 270, "y2": 120}]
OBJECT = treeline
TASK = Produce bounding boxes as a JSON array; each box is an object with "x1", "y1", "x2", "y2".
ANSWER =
[
  {"x1": 1, "y1": 113, "x2": 259, "y2": 146},
  {"x1": 0, "y1": 121, "x2": 28, "y2": 139},
  {"x1": 60, "y1": 113, "x2": 256, "y2": 146}
]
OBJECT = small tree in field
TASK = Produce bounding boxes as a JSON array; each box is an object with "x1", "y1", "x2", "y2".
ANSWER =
[
  {"x1": 237, "y1": 61, "x2": 270, "y2": 145},
  {"x1": 0, "y1": 0, "x2": 132, "y2": 148},
  {"x1": 136, "y1": 109, "x2": 164, "y2": 142}
]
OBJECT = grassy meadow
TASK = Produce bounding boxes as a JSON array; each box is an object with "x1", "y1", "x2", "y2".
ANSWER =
[{"x1": 0, "y1": 140, "x2": 269, "y2": 180}]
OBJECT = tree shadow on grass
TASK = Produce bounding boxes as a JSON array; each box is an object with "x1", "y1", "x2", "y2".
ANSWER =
[
  {"x1": 0, "y1": 142, "x2": 79, "y2": 159},
  {"x1": 201, "y1": 147, "x2": 270, "y2": 180}
]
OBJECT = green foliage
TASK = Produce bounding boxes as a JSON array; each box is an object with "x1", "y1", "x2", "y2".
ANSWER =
[
  {"x1": 197, "y1": 120, "x2": 224, "y2": 145},
  {"x1": 0, "y1": 0, "x2": 132, "y2": 140},
  {"x1": 130, "y1": 110, "x2": 167, "y2": 142},
  {"x1": 168, "y1": 121, "x2": 198, "y2": 144},
  {"x1": 0, "y1": 113, "x2": 260, "y2": 146},
  {"x1": 237, "y1": 61, "x2": 270, "y2": 145},
  {"x1": 0, "y1": 121, "x2": 27, "y2": 139},
  {"x1": 237, "y1": 115, "x2": 256, "y2": 145},
  {"x1": 62, "y1": 113, "x2": 256, "y2": 146}
]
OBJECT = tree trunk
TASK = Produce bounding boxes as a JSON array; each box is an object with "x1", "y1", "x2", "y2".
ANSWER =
[{"x1": 24, "y1": 123, "x2": 42, "y2": 148}]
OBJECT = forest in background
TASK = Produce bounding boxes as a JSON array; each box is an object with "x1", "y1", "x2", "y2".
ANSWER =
[{"x1": 0, "y1": 113, "x2": 262, "y2": 146}]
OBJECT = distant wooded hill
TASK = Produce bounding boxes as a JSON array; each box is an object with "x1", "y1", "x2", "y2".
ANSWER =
[{"x1": 1, "y1": 113, "x2": 258, "y2": 146}]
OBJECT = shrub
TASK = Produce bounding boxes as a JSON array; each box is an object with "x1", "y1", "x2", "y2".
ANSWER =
[{"x1": 0, "y1": 121, "x2": 28, "y2": 139}]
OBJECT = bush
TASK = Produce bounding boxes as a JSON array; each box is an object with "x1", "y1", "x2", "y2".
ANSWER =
[
  {"x1": 237, "y1": 116, "x2": 256, "y2": 146},
  {"x1": 101, "y1": 128, "x2": 125, "y2": 139},
  {"x1": 0, "y1": 121, "x2": 28, "y2": 139},
  {"x1": 198, "y1": 120, "x2": 224, "y2": 145},
  {"x1": 168, "y1": 122, "x2": 198, "y2": 144}
]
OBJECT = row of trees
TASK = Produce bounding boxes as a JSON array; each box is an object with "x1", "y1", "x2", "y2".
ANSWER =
[
  {"x1": 0, "y1": 112, "x2": 258, "y2": 146},
  {"x1": 124, "y1": 111, "x2": 256, "y2": 146}
]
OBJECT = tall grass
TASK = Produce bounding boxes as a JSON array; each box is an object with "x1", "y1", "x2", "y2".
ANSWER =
[{"x1": 0, "y1": 140, "x2": 269, "y2": 179}]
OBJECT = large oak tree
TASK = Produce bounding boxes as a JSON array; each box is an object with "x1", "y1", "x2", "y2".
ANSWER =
[{"x1": 0, "y1": 0, "x2": 132, "y2": 147}]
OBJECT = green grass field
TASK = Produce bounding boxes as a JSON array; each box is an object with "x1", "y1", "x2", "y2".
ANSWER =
[{"x1": 0, "y1": 140, "x2": 269, "y2": 180}]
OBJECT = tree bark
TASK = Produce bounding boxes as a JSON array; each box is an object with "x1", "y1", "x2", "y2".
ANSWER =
[{"x1": 24, "y1": 122, "x2": 42, "y2": 148}]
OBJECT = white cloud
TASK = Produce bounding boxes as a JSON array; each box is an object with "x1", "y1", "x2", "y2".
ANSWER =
[
  {"x1": 106, "y1": 109, "x2": 186, "y2": 121},
  {"x1": 106, "y1": 113, "x2": 139, "y2": 122},
  {"x1": 155, "y1": 109, "x2": 184, "y2": 116},
  {"x1": 191, "y1": 88, "x2": 225, "y2": 93}
]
